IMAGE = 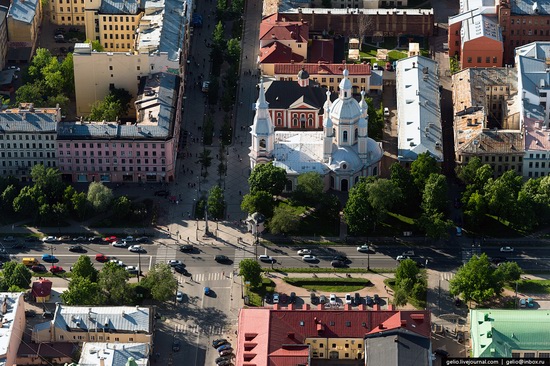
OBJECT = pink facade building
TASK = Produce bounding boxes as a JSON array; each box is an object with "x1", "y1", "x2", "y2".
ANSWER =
[{"x1": 56, "y1": 72, "x2": 181, "y2": 183}]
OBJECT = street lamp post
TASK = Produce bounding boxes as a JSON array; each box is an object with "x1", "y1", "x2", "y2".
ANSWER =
[
  {"x1": 137, "y1": 251, "x2": 142, "y2": 283},
  {"x1": 255, "y1": 223, "x2": 259, "y2": 260}
]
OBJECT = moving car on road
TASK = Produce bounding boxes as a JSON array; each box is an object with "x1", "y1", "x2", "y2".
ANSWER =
[
  {"x1": 331, "y1": 260, "x2": 345, "y2": 268},
  {"x1": 258, "y1": 255, "x2": 275, "y2": 263},
  {"x1": 302, "y1": 255, "x2": 317, "y2": 262},
  {"x1": 500, "y1": 246, "x2": 514, "y2": 253},
  {"x1": 128, "y1": 245, "x2": 145, "y2": 253},
  {"x1": 112, "y1": 241, "x2": 127, "y2": 248},
  {"x1": 297, "y1": 249, "x2": 312, "y2": 255},
  {"x1": 357, "y1": 244, "x2": 370, "y2": 252},
  {"x1": 215, "y1": 255, "x2": 230, "y2": 263},
  {"x1": 95, "y1": 253, "x2": 108, "y2": 262},
  {"x1": 167, "y1": 260, "x2": 183, "y2": 267},
  {"x1": 49, "y1": 265, "x2": 63, "y2": 273},
  {"x1": 41, "y1": 254, "x2": 57, "y2": 263},
  {"x1": 68, "y1": 245, "x2": 84, "y2": 252},
  {"x1": 179, "y1": 244, "x2": 194, "y2": 252}
]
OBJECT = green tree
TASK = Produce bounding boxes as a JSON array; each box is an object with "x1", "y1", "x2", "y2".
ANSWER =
[
  {"x1": 217, "y1": 0, "x2": 227, "y2": 13},
  {"x1": 456, "y1": 157, "x2": 483, "y2": 186},
  {"x1": 31, "y1": 165, "x2": 65, "y2": 203},
  {"x1": 213, "y1": 21, "x2": 226, "y2": 49},
  {"x1": 421, "y1": 173, "x2": 448, "y2": 213},
  {"x1": 72, "y1": 191, "x2": 90, "y2": 220},
  {"x1": 98, "y1": 262, "x2": 133, "y2": 304},
  {"x1": 197, "y1": 149, "x2": 213, "y2": 178},
  {"x1": 463, "y1": 191, "x2": 487, "y2": 228},
  {"x1": 392, "y1": 287, "x2": 408, "y2": 307},
  {"x1": 410, "y1": 152, "x2": 440, "y2": 190},
  {"x1": 390, "y1": 162, "x2": 419, "y2": 214},
  {"x1": 238, "y1": 259, "x2": 262, "y2": 287},
  {"x1": 1, "y1": 185, "x2": 18, "y2": 214},
  {"x1": 494, "y1": 261, "x2": 522, "y2": 284},
  {"x1": 294, "y1": 172, "x2": 324, "y2": 204},
  {"x1": 207, "y1": 185, "x2": 225, "y2": 220},
  {"x1": 231, "y1": 0, "x2": 244, "y2": 12},
  {"x1": 71, "y1": 255, "x2": 98, "y2": 282},
  {"x1": 26, "y1": 48, "x2": 54, "y2": 81},
  {"x1": 248, "y1": 163, "x2": 287, "y2": 196},
  {"x1": 87, "y1": 182, "x2": 114, "y2": 213},
  {"x1": 417, "y1": 210, "x2": 453, "y2": 239},
  {"x1": 109, "y1": 87, "x2": 133, "y2": 117},
  {"x1": 1, "y1": 261, "x2": 32, "y2": 289},
  {"x1": 240, "y1": 191, "x2": 275, "y2": 217},
  {"x1": 15, "y1": 83, "x2": 45, "y2": 107},
  {"x1": 60, "y1": 277, "x2": 102, "y2": 305},
  {"x1": 367, "y1": 178, "x2": 402, "y2": 227},
  {"x1": 88, "y1": 94, "x2": 122, "y2": 121},
  {"x1": 365, "y1": 96, "x2": 384, "y2": 140},
  {"x1": 60, "y1": 52, "x2": 75, "y2": 95},
  {"x1": 113, "y1": 196, "x2": 132, "y2": 219},
  {"x1": 268, "y1": 204, "x2": 301, "y2": 234},
  {"x1": 343, "y1": 178, "x2": 374, "y2": 235},
  {"x1": 141, "y1": 263, "x2": 178, "y2": 302},
  {"x1": 484, "y1": 170, "x2": 523, "y2": 223},
  {"x1": 449, "y1": 253, "x2": 501, "y2": 304},
  {"x1": 13, "y1": 186, "x2": 40, "y2": 219},
  {"x1": 226, "y1": 38, "x2": 241, "y2": 64},
  {"x1": 395, "y1": 259, "x2": 420, "y2": 289},
  {"x1": 85, "y1": 39, "x2": 105, "y2": 52}
]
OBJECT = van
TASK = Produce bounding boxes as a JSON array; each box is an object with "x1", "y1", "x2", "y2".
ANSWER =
[{"x1": 22, "y1": 258, "x2": 38, "y2": 266}]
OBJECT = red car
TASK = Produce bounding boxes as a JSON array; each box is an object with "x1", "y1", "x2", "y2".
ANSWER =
[
  {"x1": 103, "y1": 236, "x2": 117, "y2": 243},
  {"x1": 50, "y1": 265, "x2": 64, "y2": 274},
  {"x1": 95, "y1": 253, "x2": 108, "y2": 262}
]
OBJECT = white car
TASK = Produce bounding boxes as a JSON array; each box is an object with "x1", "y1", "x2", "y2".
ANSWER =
[
  {"x1": 297, "y1": 249, "x2": 312, "y2": 256},
  {"x1": 112, "y1": 241, "x2": 127, "y2": 248},
  {"x1": 258, "y1": 255, "x2": 275, "y2": 263},
  {"x1": 329, "y1": 294, "x2": 337, "y2": 305},
  {"x1": 345, "y1": 293, "x2": 352, "y2": 304},
  {"x1": 109, "y1": 259, "x2": 124, "y2": 267},
  {"x1": 176, "y1": 291, "x2": 184, "y2": 302},
  {"x1": 396, "y1": 255, "x2": 409, "y2": 261},
  {"x1": 42, "y1": 236, "x2": 57, "y2": 243},
  {"x1": 500, "y1": 246, "x2": 514, "y2": 253},
  {"x1": 128, "y1": 245, "x2": 145, "y2": 253},
  {"x1": 384, "y1": 107, "x2": 390, "y2": 117},
  {"x1": 167, "y1": 259, "x2": 183, "y2": 267},
  {"x1": 357, "y1": 244, "x2": 370, "y2": 252},
  {"x1": 125, "y1": 265, "x2": 139, "y2": 274},
  {"x1": 302, "y1": 255, "x2": 317, "y2": 262},
  {"x1": 272, "y1": 293, "x2": 279, "y2": 304}
]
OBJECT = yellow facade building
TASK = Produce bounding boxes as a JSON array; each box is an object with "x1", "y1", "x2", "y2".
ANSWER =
[
  {"x1": 7, "y1": 0, "x2": 42, "y2": 47},
  {"x1": 49, "y1": 0, "x2": 85, "y2": 25}
]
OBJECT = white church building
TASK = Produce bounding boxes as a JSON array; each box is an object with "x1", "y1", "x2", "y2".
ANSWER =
[{"x1": 249, "y1": 70, "x2": 383, "y2": 192}]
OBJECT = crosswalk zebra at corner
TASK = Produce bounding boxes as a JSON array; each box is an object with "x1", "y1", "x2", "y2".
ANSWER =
[
  {"x1": 192, "y1": 272, "x2": 230, "y2": 282},
  {"x1": 440, "y1": 272, "x2": 455, "y2": 281},
  {"x1": 173, "y1": 323, "x2": 225, "y2": 335}
]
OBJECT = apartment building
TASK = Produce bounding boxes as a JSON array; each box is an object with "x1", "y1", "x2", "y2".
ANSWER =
[
  {"x1": 58, "y1": 72, "x2": 179, "y2": 183},
  {"x1": 79, "y1": 342, "x2": 150, "y2": 365},
  {"x1": 396, "y1": 56, "x2": 443, "y2": 167},
  {"x1": 449, "y1": 0, "x2": 550, "y2": 67},
  {"x1": 0, "y1": 6, "x2": 8, "y2": 71},
  {"x1": 452, "y1": 67, "x2": 522, "y2": 176},
  {"x1": 7, "y1": 0, "x2": 42, "y2": 49},
  {"x1": 516, "y1": 42, "x2": 550, "y2": 178},
  {"x1": 308, "y1": 0, "x2": 409, "y2": 7},
  {"x1": 0, "y1": 104, "x2": 61, "y2": 181},
  {"x1": 84, "y1": 0, "x2": 143, "y2": 52},
  {"x1": 49, "y1": 0, "x2": 85, "y2": 25},
  {"x1": 73, "y1": 0, "x2": 191, "y2": 117},
  {"x1": 32, "y1": 304, "x2": 154, "y2": 344},
  {"x1": 0, "y1": 293, "x2": 26, "y2": 366}
]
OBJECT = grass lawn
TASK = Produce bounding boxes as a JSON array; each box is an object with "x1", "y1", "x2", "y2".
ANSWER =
[
  {"x1": 374, "y1": 212, "x2": 419, "y2": 236},
  {"x1": 246, "y1": 278, "x2": 275, "y2": 307},
  {"x1": 384, "y1": 278, "x2": 427, "y2": 309},
  {"x1": 465, "y1": 215, "x2": 527, "y2": 238},
  {"x1": 283, "y1": 277, "x2": 371, "y2": 292},
  {"x1": 270, "y1": 267, "x2": 395, "y2": 274},
  {"x1": 515, "y1": 279, "x2": 550, "y2": 294}
]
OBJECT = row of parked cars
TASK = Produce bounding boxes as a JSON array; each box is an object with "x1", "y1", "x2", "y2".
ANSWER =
[
  {"x1": 266, "y1": 292, "x2": 382, "y2": 307},
  {"x1": 212, "y1": 339, "x2": 233, "y2": 366},
  {"x1": 41, "y1": 235, "x2": 151, "y2": 244}
]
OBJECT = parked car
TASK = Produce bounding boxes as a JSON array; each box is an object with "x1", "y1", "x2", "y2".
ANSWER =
[
  {"x1": 520, "y1": 298, "x2": 527, "y2": 308},
  {"x1": 57, "y1": 236, "x2": 71, "y2": 242},
  {"x1": 289, "y1": 292, "x2": 296, "y2": 304},
  {"x1": 179, "y1": 244, "x2": 194, "y2": 252},
  {"x1": 310, "y1": 293, "x2": 318, "y2": 305},
  {"x1": 125, "y1": 266, "x2": 139, "y2": 275},
  {"x1": 31, "y1": 264, "x2": 47, "y2": 273},
  {"x1": 219, "y1": 349, "x2": 233, "y2": 357},
  {"x1": 71, "y1": 236, "x2": 87, "y2": 243},
  {"x1": 383, "y1": 107, "x2": 390, "y2": 117},
  {"x1": 68, "y1": 245, "x2": 84, "y2": 252},
  {"x1": 24, "y1": 237, "x2": 39, "y2": 242},
  {"x1": 528, "y1": 297, "x2": 535, "y2": 308},
  {"x1": 50, "y1": 265, "x2": 64, "y2": 273},
  {"x1": 217, "y1": 344, "x2": 232, "y2": 352},
  {"x1": 173, "y1": 264, "x2": 187, "y2": 275},
  {"x1": 172, "y1": 339, "x2": 180, "y2": 352},
  {"x1": 123, "y1": 236, "x2": 135, "y2": 243},
  {"x1": 204, "y1": 287, "x2": 211, "y2": 296},
  {"x1": 297, "y1": 249, "x2": 312, "y2": 255},
  {"x1": 109, "y1": 259, "x2": 125, "y2": 267},
  {"x1": 176, "y1": 291, "x2": 184, "y2": 302},
  {"x1": 212, "y1": 339, "x2": 228, "y2": 348},
  {"x1": 42, "y1": 236, "x2": 57, "y2": 243},
  {"x1": 354, "y1": 293, "x2": 361, "y2": 305},
  {"x1": 433, "y1": 349, "x2": 449, "y2": 357},
  {"x1": 356, "y1": 244, "x2": 370, "y2": 252},
  {"x1": 41, "y1": 254, "x2": 57, "y2": 263},
  {"x1": 373, "y1": 294, "x2": 380, "y2": 304},
  {"x1": 264, "y1": 293, "x2": 273, "y2": 304},
  {"x1": 54, "y1": 34, "x2": 65, "y2": 41},
  {"x1": 215, "y1": 356, "x2": 232, "y2": 364},
  {"x1": 88, "y1": 236, "x2": 102, "y2": 243},
  {"x1": 128, "y1": 245, "x2": 145, "y2": 253},
  {"x1": 396, "y1": 255, "x2": 409, "y2": 261},
  {"x1": 272, "y1": 293, "x2": 279, "y2": 304},
  {"x1": 103, "y1": 236, "x2": 118, "y2": 243},
  {"x1": 319, "y1": 295, "x2": 327, "y2": 304},
  {"x1": 331, "y1": 260, "x2": 346, "y2": 268},
  {"x1": 2, "y1": 236, "x2": 15, "y2": 242},
  {"x1": 136, "y1": 236, "x2": 150, "y2": 243},
  {"x1": 365, "y1": 295, "x2": 374, "y2": 306},
  {"x1": 95, "y1": 253, "x2": 108, "y2": 262},
  {"x1": 345, "y1": 293, "x2": 352, "y2": 304},
  {"x1": 258, "y1": 255, "x2": 275, "y2": 263},
  {"x1": 329, "y1": 294, "x2": 337, "y2": 305},
  {"x1": 500, "y1": 246, "x2": 514, "y2": 253},
  {"x1": 280, "y1": 293, "x2": 288, "y2": 304}
]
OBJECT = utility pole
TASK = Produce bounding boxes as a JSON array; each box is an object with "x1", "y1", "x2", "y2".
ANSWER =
[{"x1": 137, "y1": 251, "x2": 142, "y2": 283}]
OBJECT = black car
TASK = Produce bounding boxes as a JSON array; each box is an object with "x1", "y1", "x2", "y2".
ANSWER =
[
  {"x1": 215, "y1": 255, "x2": 230, "y2": 263},
  {"x1": 154, "y1": 190, "x2": 170, "y2": 197},
  {"x1": 24, "y1": 237, "x2": 39, "y2": 242},
  {"x1": 212, "y1": 339, "x2": 228, "y2": 348},
  {"x1": 491, "y1": 256, "x2": 506, "y2": 264},
  {"x1": 136, "y1": 236, "x2": 150, "y2": 243},
  {"x1": 55, "y1": 28, "x2": 65, "y2": 34},
  {"x1": 354, "y1": 293, "x2": 361, "y2": 305},
  {"x1": 280, "y1": 293, "x2": 288, "y2": 304},
  {"x1": 310, "y1": 293, "x2": 318, "y2": 305},
  {"x1": 11, "y1": 242, "x2": 24, "y2": 249},
  {"x1": 289, "y1": 292, "x2": 296, "y2": 304},
  {"x1": 264, "y1": 293, "x2": 273, "y2": 304},
  {"x1": 434, "y1": 349, "x2": 449, "y2": 357},
  {"x1": 88, "y1": 236, "x2": 102, "y2": 243},
  {"x1": 333, "y1": 255, "x2": 348, "y2": 262},
  {"x1": 373, "y1": 294, "x2": 380, "y2": 304},
  {"x1": 331, "y1": 260, "x2": 345, "y2": 268},
  {"x1": 69, "y1": 245, "x2": 84, "y2": 252},
  {"x1": 174, "y1": 264, "x2": 187, "y2": 275},
  {"x1": 365, "y1": 295, "x2": 373, "y2": 306},
  {"x1": 215, "y1": 356, "x2": 232, "y2": 363},
  {"x1": 217, "y1": 360, "x2": 232, "y2": 366},
  {"x1": 180, "y1": 244, "x2": 194, "y2": 252}
]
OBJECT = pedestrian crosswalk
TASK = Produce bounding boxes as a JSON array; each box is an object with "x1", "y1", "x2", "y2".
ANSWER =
[
  {"x1": 233, "y1": 247, "x2": 254, "y2": 269},
  {"x1": 173, "y1": 323, "x2": 226, "y2": 335},
  {"x1": 192, "y1": 272, "x2": 229, "y2": 282},
  {"x1": 440, "y1": 272, "x2": 455, "y2": 281}
]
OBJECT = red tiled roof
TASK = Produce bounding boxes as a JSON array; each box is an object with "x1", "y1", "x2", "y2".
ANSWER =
[
  {"x1": 32, "y1": 279, "x2": 52, "y2": 298},
  {"x1": 236, "y1": 308, "x2": 430, "y2": 366},
  {"x1": 309, "y1": 39, "x2": 334, "y2": 64},
  {"x1": 274, "y1": 63, "x2": 372, "y2": 76},
  {"x1": 260, "y1": 43, "x2": 305, "y2": 64},
  {"x1": 260, "y1": 13, "x2": 308, "y2": 42}
]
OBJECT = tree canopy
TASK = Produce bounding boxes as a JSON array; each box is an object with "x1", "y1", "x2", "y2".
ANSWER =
[
  {"x1": 410, "y1": 152, "x2": 441, "y2": 190},
  {"x1": 87, "y1": 182, "x2": 114, "y2": 212},
  {"x1": 71, "y1": 255, "x2": 98, "y2": 282},
  {"x1": 141, "y1": 263, "x2": 178, "y2": 302},
  {"x1": 88, "y1": 88, "x2": 132, "y2": 121},
  {"x1": 268, "y1": 204, "x2": 301, "y2": 234},
  {"x1": 1, "y1": 261, "x2": 32, "y2": 290},
  {"x1": 248, "y1": 163, "x2": 287, "y2": 196},
  {"x1": 241, "y1": 191, "x2": 275, "y2": 218},
  {"x1": 207, "y1": 185, "x2": 225, "y2": 220},
  {"x1": 238, "y1": 259, "x2": 262, "y2": 287},
  {"x1": 293, "y1": 172, "x2": 324, "y2": 204}
]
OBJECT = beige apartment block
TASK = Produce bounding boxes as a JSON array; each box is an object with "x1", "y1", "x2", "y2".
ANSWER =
[
  {"x1": 49, "y1": 0, "x2": 85, "y2": 25},
  {"x1": 7, "y1": 0, "x2": 42, "y2": 46}
]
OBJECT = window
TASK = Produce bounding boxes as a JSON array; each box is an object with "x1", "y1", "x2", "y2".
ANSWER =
[
  {"x1": 343, "y1": 131, "x2": 348, "y2": 142},
  {"x1": 332, "y1": 344, "x2": 336, "y2": 348},
  {"x1": 467, "y1": 57, "x2": 472, "y2": 63}
]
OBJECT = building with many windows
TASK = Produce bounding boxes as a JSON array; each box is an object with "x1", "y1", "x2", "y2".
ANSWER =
[
  {"x1": 58, "y1": 72, "x2": 180, "y2": 183},
  {"x1": 0, "y1": 104, "x2": 61, "y2": 180},
  {"x1": 7, "y1": 0, "x2": 42, "y2": 53},
  {"x1": 0, "y1": 6, "x2": 9, "y2": 71},
  {"x1": 83, "y1": 0, "x2": 143, "y2": 51}
]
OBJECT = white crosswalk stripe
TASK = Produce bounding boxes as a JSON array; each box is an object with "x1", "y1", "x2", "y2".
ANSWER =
[
  {"x1": 192, "y1": 272, "x2": 228, "y2": 282},
  {"x1": 177, "y1": 323, "x2": 225, "y2": 335},
  {"x1": 440, "y1": 272, "x2": 455, "y2": 281}
]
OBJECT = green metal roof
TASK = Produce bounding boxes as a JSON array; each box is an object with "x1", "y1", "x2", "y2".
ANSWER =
[{"x1": 471, "y1": 309, "x2": 550, "y2": 357}]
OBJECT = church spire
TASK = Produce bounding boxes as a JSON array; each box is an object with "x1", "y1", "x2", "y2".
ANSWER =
[
  {"x1": 338, "y1": 68, "x2": 352, "y2": 99},
  {"x1": 256, "y1": 77, "x2": 269, "y2": 117}
]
